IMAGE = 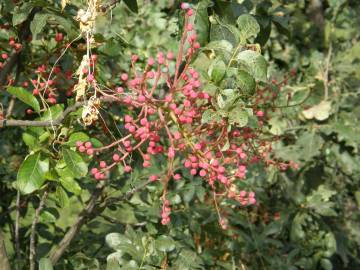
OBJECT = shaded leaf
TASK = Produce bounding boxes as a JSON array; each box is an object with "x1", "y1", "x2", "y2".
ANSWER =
[
  {"x1": 30, "y1": 12, "x2": 49, "y2": 39},
  {"x1": 7, "y1": 87, "x2": 40, "y2": 113}
]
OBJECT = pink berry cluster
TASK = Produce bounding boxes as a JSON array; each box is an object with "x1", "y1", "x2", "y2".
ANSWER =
[
  {"x1": 0, "y1": 36, "x2": 22, "y2": 70},
  {"x1": 68, "y1": 3, "x2": 297, "y2": 227},
  {"x1": 161, "y1": 199, "x2": 171, "y2": 225}
]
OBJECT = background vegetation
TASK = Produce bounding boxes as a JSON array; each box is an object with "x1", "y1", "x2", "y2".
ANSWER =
[{"x1": 0, "y1": 0, "x2": 359, "y2": 269}]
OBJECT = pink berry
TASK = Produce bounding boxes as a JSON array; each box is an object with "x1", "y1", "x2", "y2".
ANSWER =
[
  {"x1": 85, "y1": 141, "x2": 92, "y2": 148},
  {"x1": 167, "y1": 52, "x2": 174, "y2": 60},
  {"x1": 181, "y1": 2, "x2": 190, "y2": 9},
  {"x1": 194, "y1": 143, "x2": 202, "y2": 150},
  {"x1": 79, "y1": 145, "x2": 86, "y2": 152},
  {"x1": 87, "y1": 74, "x2": 94, "y2": 82},
  {"x1": 148, "y1": 58, "x2": 154, "y2": 66},
  {"x1": 124, "y1": 165, "x2": 132, "y2": 172},
  {"x1": 124, "y1": 115, "x2": 132, "y2": 122},
  {"x1": 168, "y1": 147, "x2": 175, "y2": 158},
  {"x1": 99, "y1": 161, "x2": 106, "y2": 168},
  {"x1": 174, "y1": 174, "x2": 181, "y2": 180},
  {"x1": 121, "y1": 73, "x2": 128, "y2": 81},
  {"x1": 91, "y1": 168, "x2": 98, "y2": 175},
  {"x1": 199, "y1": 169, "x2": 206, "y2": 177},
  {"x1": 256, "y1": 110, "x2": 264, "y2": 117},
  {"x1": 76, "y1": 141, "x2": 83, "y2": 147},
  {"x1": 113, "y1": 154, "x2": 120, "y2": 161},
  {"x1": 138, "y1": 95, "x2": 146, "y2": 102},
  {"x1": 149, "y1": 175, "x2": 158, "y2": 181},
  {"x1": 86, "y1": 148, "x2": 94, "y2": 155},
  {"x1": 131, "y1": 55, "x2": 139, "y2": 62}
]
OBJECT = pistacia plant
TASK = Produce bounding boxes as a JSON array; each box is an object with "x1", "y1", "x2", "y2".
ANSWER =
[{"x1": 1, "y1": 0, "x2": 358, "y2": 269}]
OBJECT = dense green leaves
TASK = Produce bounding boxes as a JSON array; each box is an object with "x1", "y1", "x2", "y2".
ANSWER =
[{"x1": 0, "y1": 1, "x2": 359, "y2": 270}]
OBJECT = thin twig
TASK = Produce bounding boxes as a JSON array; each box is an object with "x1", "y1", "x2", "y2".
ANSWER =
[
  {"x1": 29, "y1": 191, "x2": 49, "y2": 270},
  {"x1": 0, "y1": 229, "x2": 11, "y2": 270},
  {"x1": 323, "y1": 43, "x2": 332, "y2": 100}
]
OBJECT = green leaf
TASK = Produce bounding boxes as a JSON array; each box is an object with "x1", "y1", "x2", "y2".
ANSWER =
[
  {"x1": 56, "y1": 186, "x2": 69, "y2": 208},
  {"x1": 17, "y1": 153, "x2": 49, "y2": 194},
  {"x1": 195, "y1": 1, "x2": 211, "y2": 45},
  {"x1": 12, "y1": 3, "x2": 33, "y2": 25},
  {"x1": 237, "y1": 70, "x2": 256, "y2": 95},
  {"x1": 210, "y1": 22, "x2": 239, "y2": 46},
  {"x1": 205, "y1": 40, "x2": 233, "y2": 53},
  {"x1": 320, "y1": 258, "x2": 333, "y2": 270},
  {"x1": 174, "y1": 249, "x2": 203, "y2": 269},
  {"x1": 236, "y1": 14, "x2": 260, "y2": 40},
  {"x1": 301, "y1": 101, "x2": 332, "y2": 121},
  {"x1": 22, "y1": 132, "x2": 40, "y2": 150},
  {"x1": 208, "y1": 59, "x2": 226, "y2": 83},
  {"x1": 62, "y1": 148, "x2": 88, "y2": 178},
  {"x1": 7, "y1": 87, "x2": 40, "y2": 113},
  {"x1": 229, "y1": 109, "x2": 248, "y2": 127},
  {"x1": 306, "y1": 185, "x2": 337, "y2": 216},
  {"x1": 155, "y1": 235, "x2": 176, "y2": 252},
  {"x1": 201, "y1": 109, "x2": 222, "y2": 124},
  {"x1": 123, "y1": 0, "x2": 138, "y2": 13},
  {"x1": 59, "y1": 176, "x2": 81, "y2": 195},
  {"x1": 236, "y1": 50, "x2": 267, "y2": 82},
  {"x1": 106, "y1": 233, "x2": 131, "y2": 251},
  {"x1": 39, "y1": 257, "x2": 53, "y2": 270},
  {"x1": 106, "y1": 251, "x2": 124, "y2": 269},
  {"x1": 30, "y1": 13, "x2": 49, "y2": 39},
  {"x1": 40, "y1": 104, "x2": 64, "y2": 121},
  {"x1": 39, "y1": 211, "x2": 56, "y2": 223}
]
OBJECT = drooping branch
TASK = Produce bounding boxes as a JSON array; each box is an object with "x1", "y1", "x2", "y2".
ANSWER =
[
  {"x1": 48, "y1": 182, "x2": 105, "y2": 265},
  {"x1": 49, "y1": 179, "x2": 152, "y2": 265},
  {"x1": 0, "y1": 101, "x2": 85, "y2": 128}
]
